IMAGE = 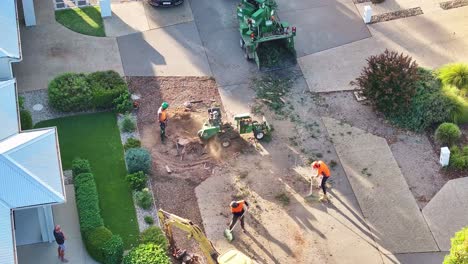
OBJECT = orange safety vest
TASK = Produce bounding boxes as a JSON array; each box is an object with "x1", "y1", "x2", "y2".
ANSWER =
[
  {"x1": 158, "y1": 108, "x2": 167, "y2": 122},
  {"x1": 230, "y1": 200, "x2": 245, "y2": 213},
  {"x1": 312, "y1": 160, "x2": 330, "y2": 177}
]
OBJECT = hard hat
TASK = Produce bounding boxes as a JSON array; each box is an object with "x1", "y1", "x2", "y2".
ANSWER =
[
  {"x1": 230, "y1": 201, "x2": 239, "y2": 208},
  {"x1": 161, "y1": 102, "x2": 169, "y2": 109}
]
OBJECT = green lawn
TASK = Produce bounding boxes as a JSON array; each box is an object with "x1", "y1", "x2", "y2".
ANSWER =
[
  {"x1": 36, "y1": 112, "x2": 138, "y2": 248},
  {"x1": 55, "y1": 6, "x2": 105, "y2": 37}
]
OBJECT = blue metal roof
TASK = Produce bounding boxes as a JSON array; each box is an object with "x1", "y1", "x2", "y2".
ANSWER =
[{"x1": 0, "y1": 0, "x2": 20, "y2": 59}]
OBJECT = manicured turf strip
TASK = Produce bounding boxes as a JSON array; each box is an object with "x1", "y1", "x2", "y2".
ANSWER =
[
  {"x1": 36, "y1": 112, "x2": 138, "y2": 248},
  {"x1": 55, "y1": 6, "x2": 105, "y2": 37}
]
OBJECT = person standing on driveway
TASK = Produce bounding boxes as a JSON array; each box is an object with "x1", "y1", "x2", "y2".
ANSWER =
[
  {"x1": 311, "y1": 160, "x2": 331, "y2": 201},
  {"x1": 228, "y1": 200, "x2": 249, "y2": 232},
  {"x1": 53, "y1": 225, "x2": 68, "y2": 263},
  {"x1": 158, "y1": 101, "x2": 169, "y2": 141}
]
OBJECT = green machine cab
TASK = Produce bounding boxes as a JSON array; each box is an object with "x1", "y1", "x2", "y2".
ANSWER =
[
  {"x1": 234, "y1": 113, "x2": 271, "y2": 140},
  {"x1": 198, "y1": 107, "x2": 223, "y2": 140},
  {"x1": 237, "y1": 0, "x2": 296, "y2": 69}
]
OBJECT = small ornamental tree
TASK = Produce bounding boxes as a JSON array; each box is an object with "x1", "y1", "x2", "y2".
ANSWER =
[{"x1": 351, "y1": 49, "x2": 420, "y2": 116}]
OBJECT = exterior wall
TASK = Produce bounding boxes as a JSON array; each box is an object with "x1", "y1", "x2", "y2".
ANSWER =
[
  {"x1": 0, "y1": 204, "x2": 15, "y2": 264},
  {"x1": 0, "y1": 58, "x2": 14, "y2": 80},
  {"x1": 0, "y1": 79, "x2": 19, "y2": 140},
  {"x1": 13, "y1": 206, "x2": 54, "y2": 246},
  {"x1": 21, "y1": 0, "x2": 36, "y2": 26}
]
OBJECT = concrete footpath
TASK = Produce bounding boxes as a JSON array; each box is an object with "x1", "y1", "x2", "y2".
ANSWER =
[
  {"x1": 323, "y1": 117, "x2": 439, "y2": 254},
  {"x1": 17, "y1": 185, "x2": 97, "y2": 264},
  {"x1": 299, "y1": 7, "x2": 468, "y2": 92}
]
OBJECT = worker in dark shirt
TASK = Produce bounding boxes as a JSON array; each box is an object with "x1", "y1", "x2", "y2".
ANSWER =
[{"x1": 53, "y1": 225, "x2": 67, "y2": 263}]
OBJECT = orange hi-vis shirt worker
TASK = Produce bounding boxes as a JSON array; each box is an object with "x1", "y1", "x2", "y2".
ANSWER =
[
  {"x1": 312, "y1": 160, "x2": 331, "y2": 200},
  {"x1": 228, "y1": 200, "x2": 249, "y2": 231},
  {"x1": 312, "y1": 160, "x2": 330, "y2": 177}
]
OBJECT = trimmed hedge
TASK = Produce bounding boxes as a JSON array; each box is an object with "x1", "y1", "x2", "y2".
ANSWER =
[
  {"x1": 74, "y1": 159, "x2": 124, "y2": 263},
  {"x1": 123, "y1": 243, "x2": 171, "y2": 264},
  {"x1": 72, "y1": 158, "x2": 92, "y2": 177},
  {"x1": 125, "y1": 148, "x2": 152, "y2": 174},
  {"x1": 87, "y1": 71, "x2": 128, "y2": 109},
  {"x1": 74, "y1": 173, "x2": 104, "y2": 233},
  {"x1": 86, "y1": 226, "x2": 113, "y2": 263},
  {"x1": 48, "y1": 73, "x2": 93, "y2": 112},
  {"x1": 103, "y1": 235, "x2": 124, "y2": 264},
  {"x1": 48, "y1": 71, "x2": 129, "y2": 112}
]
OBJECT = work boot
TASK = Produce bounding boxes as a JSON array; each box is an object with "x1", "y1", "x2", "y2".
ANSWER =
[{"x1": 319, "y1": 194, "x2": 329, "y2": 202}]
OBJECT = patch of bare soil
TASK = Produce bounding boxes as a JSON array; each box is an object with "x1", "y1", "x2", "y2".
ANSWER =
[
  {"x1": 127, "y1": 76, "x2": 253, "y2": 261},
  {"x1": 315, "y1": 91, "x2": 447, "y2": 208}
]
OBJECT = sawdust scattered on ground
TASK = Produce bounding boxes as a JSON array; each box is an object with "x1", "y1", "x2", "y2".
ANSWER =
[{"x1": 128, "y1": 76, "x2": 254, "y2": 261}]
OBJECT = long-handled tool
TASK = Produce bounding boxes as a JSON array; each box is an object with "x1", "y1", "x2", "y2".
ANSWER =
[{"x1": 224, "y1": 209, "x2": 248, "y2": 242}]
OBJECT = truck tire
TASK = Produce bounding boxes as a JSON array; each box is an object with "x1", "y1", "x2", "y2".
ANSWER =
[{"x1": 254, "y1": 130, "x2": 264, "y2": 140}]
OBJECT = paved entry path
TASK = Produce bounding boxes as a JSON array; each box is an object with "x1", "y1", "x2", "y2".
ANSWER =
[
  {"x1": 323, "y1": 117, "x2": 439, "y2": 254},
  {"x1": 17, "y1": 185, "x2": 97, "y2": 264}
]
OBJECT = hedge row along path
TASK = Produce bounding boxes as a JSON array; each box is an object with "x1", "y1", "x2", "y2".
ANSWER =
[{"x1": 35, "y1": 112, "x2": 139, "y2": 248}]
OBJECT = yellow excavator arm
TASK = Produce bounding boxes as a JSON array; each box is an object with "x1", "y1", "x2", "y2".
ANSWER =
[{"x1": 157, "y1": 209, "x2": 254, "y2": 264}]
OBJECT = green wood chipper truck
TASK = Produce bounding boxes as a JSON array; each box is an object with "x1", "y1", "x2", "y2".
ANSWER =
[{"x1": 237, "y1": 0, "x2": 296, "y2": 69}]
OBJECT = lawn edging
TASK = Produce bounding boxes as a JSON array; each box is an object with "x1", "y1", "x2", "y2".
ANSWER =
[{"x1": 73, "y1": 159, "x2": 124, "y2": 263}]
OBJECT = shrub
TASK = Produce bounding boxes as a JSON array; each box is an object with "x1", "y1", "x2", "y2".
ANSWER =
[
  {"x1": 435, "y1": 123, "x2": 461, "y2": 146},
  {"x1": 135, "y1": 188, "x2": 153, "y2": 210},
  {"x1": 443, "y1": 226, "x2": 468, "y2": 264},
  {"x1": 102, "y1": 235, "x2": 124, "y2": 264},
  {"x1": 442, "y1": 84, "x2": 468, "y2": 124},
  {"x1": 72, "y1": 158, "x2": 92, "y2": 177},
  {"x1": 20, "y1": 110, "x2": 33, "y2": 130},
  {"x1": 48, "y1": 72, "x2": 93, "y2": 112},
  {"x1": 139, "y1": 227, "x2": 167, "y2": 249},
  {"x1": 438, "y1": 63, "x2": 468, "y2": 92},
  {"x1": 87, "y1": 71, "x2": 128, "y2": 109},
  {"x1": 124, "y1": 138, "x2": 141, "y2": 151},
  {"x1": 114, "y1": 91, "x2": 134, "y2": 114},
  {"x1": 74, "y1": 173, "x2": 104, "y2": 233},
  {"x1": 121, "y1": 115, "x2": 136, "y2": 133},
  {"x1": 144, "y1": 216, "x2": 154, "y2": 225},
  {"x1": 85, "y1": 226, "x2": 113, "y2": 263},
  {"x1": 123, "y1": 243, "x2": 171, "y2": 264},
  {"x1": 351, "y1": 50, "x2": 419, "y2": 116},
  {"x1": 126, "y1": 171, "x2": 147, "y2": 191},
  {"x1": 125, "y1": 148, "x2": 152, "y2": 174},
  {"x1": 388, "y1": 68, "x2": 458, "y2": 131},
  {"x1": 18, "y1": 96, "x2": 25, "y2": 110},
  {"x1": 450, "y1": 154, "x2": 466, "y2": 170}
]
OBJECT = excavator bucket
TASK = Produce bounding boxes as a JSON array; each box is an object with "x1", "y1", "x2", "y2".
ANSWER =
[{"x1": 218, "y1": 250, "x2": 255, "y2": 264}]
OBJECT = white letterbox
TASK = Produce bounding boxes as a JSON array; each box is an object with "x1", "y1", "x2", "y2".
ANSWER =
[
  {"x1": 363, "y1": 6, "x2": 372, "y2": 24},
  {"x1": 440, "y1": 147, "x2": 450, "y2": 167}
]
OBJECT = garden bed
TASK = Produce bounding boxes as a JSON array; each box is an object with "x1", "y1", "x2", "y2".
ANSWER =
[
  {"x1": 370, "y1": 7, "x2": 423, "y2": 24},
  {"x1": 440, "y1": 0, "x2": 468, "y2": 9}
]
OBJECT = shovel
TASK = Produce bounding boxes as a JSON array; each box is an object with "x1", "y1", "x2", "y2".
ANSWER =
[{"x1": 224, "y1": 209, "x2": 248, "y2": 242}]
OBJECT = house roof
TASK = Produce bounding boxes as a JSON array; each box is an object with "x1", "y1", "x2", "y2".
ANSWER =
[
  {"x1": 0, "y1": 0, "x2": 20, "y2": 59},
  {"x1": 0, "y1": 82, "x2": 65, "y2": 264}
]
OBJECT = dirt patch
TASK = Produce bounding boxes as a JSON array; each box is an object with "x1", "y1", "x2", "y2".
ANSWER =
[
  {"x1": 128, "y1": 76, "x2": 254, "y2": 260},
  {"x1": 370, "y1": 7, "x2": 424, "y2": 24}
]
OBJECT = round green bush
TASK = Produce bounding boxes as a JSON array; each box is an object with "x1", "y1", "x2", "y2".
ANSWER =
[
  {"x1": 144, "y1": 216, "x2": 154, "y2": 225},
  {"x1": 85, "y1": 226, "x2": 113, "y2": 263},
  {"x1": 20, "y1": 110, "x2": 33, "y2": 130},
  {"x1": 123, "y1": 243, "x2": 171, "y2": 264},
  {"x1": 72, "y1": 158, "x2": 92, "y2": 177},
  {"x1": 121, "y1": 115, "x2": 136, "y2": 133},
  {"x1": 443, "y1": 226, "x2": 467, "y2": 264},
  {"x1": 102, "y1": 235, "x2": 124, "y2": 264},
  {"x1": 135, "y1": 189, "x2": 153, "y2": 210},
  {"x1": 87, "y1": 71, "x2": 128, "y2": 109},
  {"x1": 435, "y1": 123, "x2": 461, "y2": 146},
  {"x1": 126, "y1": 171, "x2": 147, "y2": 191},
  {"x1": 124, "y1": 138, "x2": 141, "y2": 151},
  {"x1": 125, "y1": 148, "x2": 152, "y2": 174},
  {"x1": 48, "y1": 73, "x2": 93, "y2": 112},
  {"x1": 139, "y1": 227, "x2": 167, "y2": 249}
]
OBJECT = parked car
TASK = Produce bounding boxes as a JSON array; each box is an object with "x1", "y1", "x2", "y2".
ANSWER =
[{"x1": 147, "y1": 0, "x2": 184, "y2": 7}]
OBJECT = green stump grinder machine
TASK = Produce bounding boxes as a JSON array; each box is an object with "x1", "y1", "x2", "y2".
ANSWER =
[
  {"x1": 198, "y1": 107, "x2": 271, "y2": 141},
  {"x1": 237, "y1": 0, "x2": 296, "y2": 69}
]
